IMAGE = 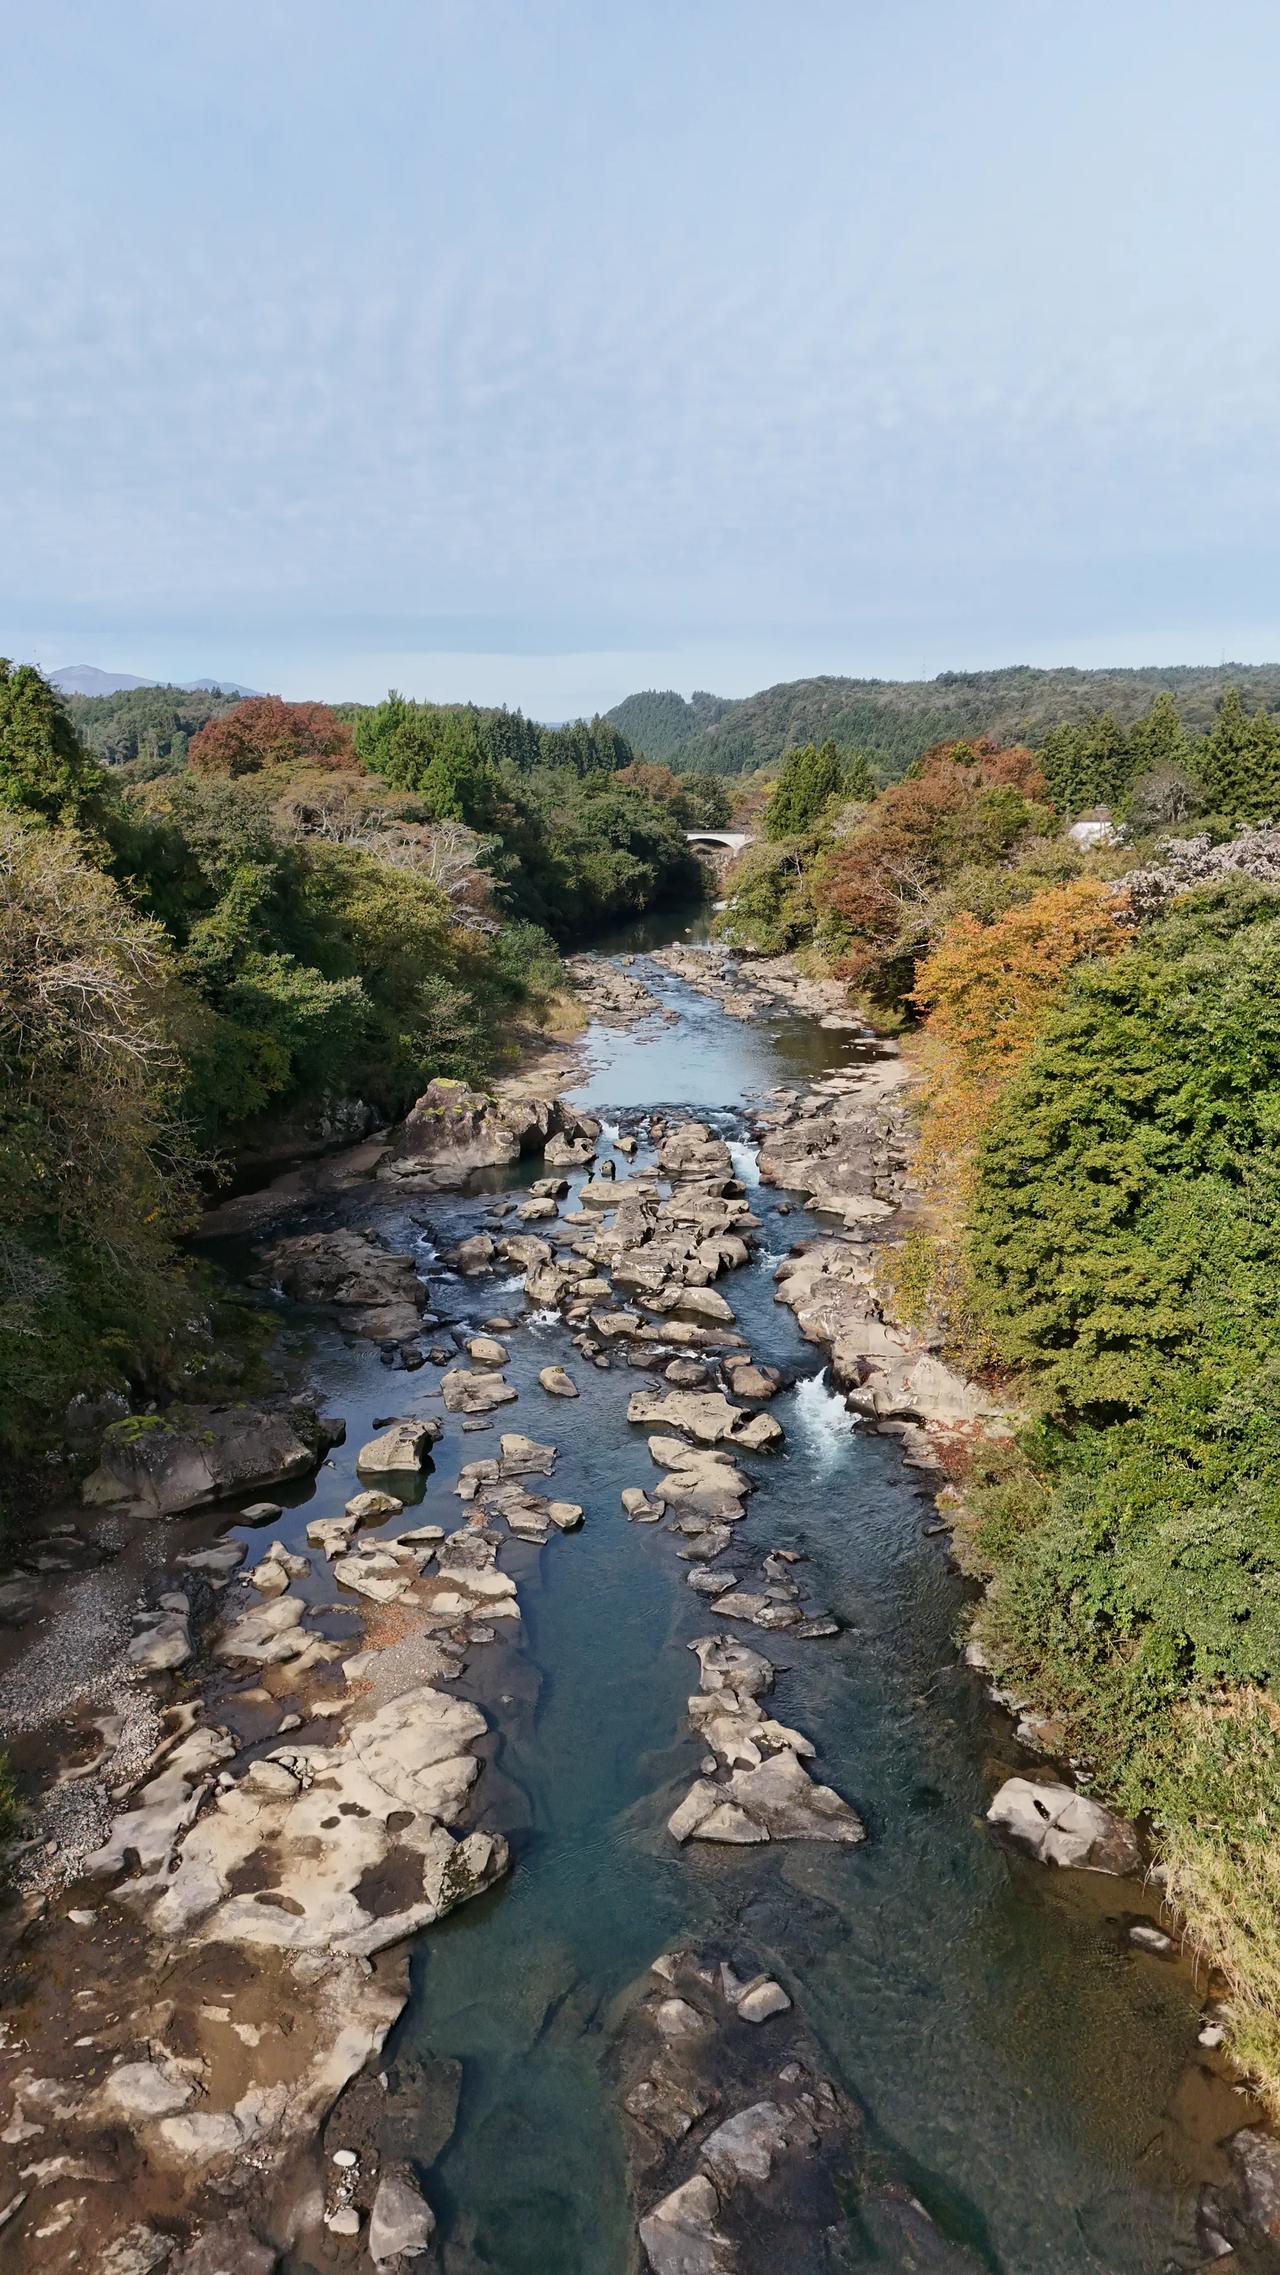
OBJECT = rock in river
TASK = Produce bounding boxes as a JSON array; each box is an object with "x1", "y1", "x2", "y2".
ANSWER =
[
  {"x1": 369, "y1": 2167, "x2": 437, "y2": 2263},
  {"x1": 83, "y1": 1404, "x2": 326, "y2": 1517},
  {"x1": 356, "y1": 1417, "x2": 443, "y2": 1473},
  {"x1": 627, "y1": 1389, "x2": 782, "y2": 1451},
  {"x1": 441, "y1": 1368, "x2": 519, "y2": 1415},
  {"x1": 986, "y1": 1777, "x2": 1142, "y2": 1875}
]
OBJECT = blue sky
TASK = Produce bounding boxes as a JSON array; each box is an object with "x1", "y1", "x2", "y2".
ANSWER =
[{"x1": 2, "y1": 0, "x2": 1278, "y2": 713}]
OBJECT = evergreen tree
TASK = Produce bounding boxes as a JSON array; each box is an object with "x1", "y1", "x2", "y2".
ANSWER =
[
  {"x1": 765, "y1": 740, "x2": 845, "y2": 839},
  {"x1": 0, "y1": 659, "x2": 107, "y2": 828},
  {"x1": 1129, "y1": 692, "x2": 1189, "y2": 779},
  {"x1": 1198, "y1": 689, "x2": 1253, "y2": 817}
]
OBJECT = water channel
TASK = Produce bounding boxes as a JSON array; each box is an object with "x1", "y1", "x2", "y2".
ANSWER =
[{"x1": 243, "y1": 914, "x2": 1229, "y2": 2273}]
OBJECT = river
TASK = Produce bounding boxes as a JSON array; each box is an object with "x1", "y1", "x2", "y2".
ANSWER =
[{"x1": 225, "y1": 912, "x2": 1225, "y2": 2272}]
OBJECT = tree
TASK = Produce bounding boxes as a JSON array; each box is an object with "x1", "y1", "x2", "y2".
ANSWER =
[
  {"x1": 1197, "y1": 688, "x2": 1253, "y2": 817},
  {"x1": 0, "y1": 814, "x2": 197, "y2": 1446},
  {"x1": 189, "y1": 696, "x2": 355, "y2": 777},
  {"x1": 813, "y1": 741, "x2": 1053, "y2": 1016},
  {"x1": 1128, "y1": 690, "x2": 1189, "y2": 778},
  {"x1": 765, "y1": 740, "x2": 846, "y2": 839},
  {"x1": 0, "y1": 659, "x2": 107, "y2": 828},
  {"x1": 913, "y1": 877, "x2": 1131, "y2": 1142}
]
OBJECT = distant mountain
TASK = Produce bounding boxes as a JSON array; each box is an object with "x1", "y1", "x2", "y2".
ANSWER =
[
  {"x1": 50, "y1": 665, "x2": 262, "y2": 698},
  {"x1": 606, "y1": 663, "x2": 1280, "y2": 779}
]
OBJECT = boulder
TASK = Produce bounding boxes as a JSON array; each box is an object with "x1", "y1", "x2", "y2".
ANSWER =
[
  {"x1": 638, "y1": 2174, "x2": 735, "y2": 2275},
  {"x1": 215, "y1": 1596, "x2": 326, "y2": 1667},
  {"x1": 1226, "y1": 2128, "x2": 1280, "y2": 2243},
  {"x1": 265, "y1": 1227, "x2": 423, "y2": 1342},
  {"x1": 539, "y1": 1365, "x2": 579, "y2": 1399},
  {"x1": 447, "y1": 1233, "x2": 497, "y2": 1276},
  {"x1": 648, "y1": 1439, "x2": 752, "y2": 1520},
  {"x1": 734, "y1": 1977, "x2": 791, "y2": 2025},
  {"x1": 381, "y1": 1078, "x2": 569, "y2": 1183},
  {"x1": 622, "y1": 1486, "x2": 663, "y2": 1522},
  {"x1": 84, "y1": 1407, "x2": 323, "y2": 1517},
  {"x1": 545, "y1": 1130, "x2": 596, "y2": 1167},
  {"x1": 467, "y1": 1335, "x2": 509, "y2": 1365},
  {"x1": 986, "y1": 1778, "x2": 1142, "y2": 1875},
  {"x1": 441, "y1": 1369, "x2": 519, "y2": 1415},
  {"x1": 628, "y1": 1390, "x2": 781, "y2": 1452},
  {"x1": 127, "y1": 1594, "x2": 192, "y2": 1673},
  {"x1": 356, "y1": 1418, "x2": 442, "y2": 1473},
  {"x1": 499, "y1": 1433, "x2": 557, "y2": 1476},
  {"x1": 369, "y1": 2169, "x2": 436, "y2": 2263},
  {"x1": 248, "y1": 1541, "x2": 308, "y2": 1595}
]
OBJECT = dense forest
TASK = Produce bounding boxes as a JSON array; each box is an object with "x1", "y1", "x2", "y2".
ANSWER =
[
  {"x1": 0, "y1": 668, "x2": 704, "y2": 1458},
  {"x1": 65, "y1": 682, "x2": 244, "y2": 769},
  {"x1": 608, "y1": 662, "x2": 1280, "y2": 780}
]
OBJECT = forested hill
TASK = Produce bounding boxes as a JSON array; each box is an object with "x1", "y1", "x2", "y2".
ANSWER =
[
  {"x1": 66, "y1": 682, "x2": 245, "y2": 767},
  {"x1": 608, "y1": 662, "x2": 1280, "y2": 778}
]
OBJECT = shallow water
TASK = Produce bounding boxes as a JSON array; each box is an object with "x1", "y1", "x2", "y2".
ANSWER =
[{"x1": 256, "y1": 932, "x2": 1228, "y2": 2273}]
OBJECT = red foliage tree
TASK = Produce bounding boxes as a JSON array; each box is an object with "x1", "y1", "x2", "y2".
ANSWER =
[
  {"x1": 814, "y1": 741, "x2": 1052, "y2": 1011},
  {"x1": 188, "y1": 697, "x2": 355, "y2": 778}
]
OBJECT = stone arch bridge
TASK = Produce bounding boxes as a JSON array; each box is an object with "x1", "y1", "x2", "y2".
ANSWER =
[{"x1": 685, "y1": 830, "x2": 752, "y2": 854}]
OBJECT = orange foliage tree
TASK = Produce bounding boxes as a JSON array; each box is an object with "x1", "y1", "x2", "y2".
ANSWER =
[
  {"x1": 814, "y1": 740, "x2": 1052, "y2": 1014},
  {"x1": 189, "y1": 696, "x2": 355, "y2": 777},
  {"x1": 893, "y1": 877, "x2": 1132, "y2": 1349}
]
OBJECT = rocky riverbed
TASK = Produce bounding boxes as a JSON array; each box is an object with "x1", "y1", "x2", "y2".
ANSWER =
[{"x1": 0, "y1": 928, "x2": 1272, "y2": 2274}]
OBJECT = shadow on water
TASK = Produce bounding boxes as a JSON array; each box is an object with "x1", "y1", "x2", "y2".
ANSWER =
[{"x1": 265, "y1": 933, "x2": 1224, "y2": 2274}]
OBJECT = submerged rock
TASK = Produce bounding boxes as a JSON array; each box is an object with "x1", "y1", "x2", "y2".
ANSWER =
[{"x1": 616, "y1": 1944, "x2": 870, "y2": 2275}]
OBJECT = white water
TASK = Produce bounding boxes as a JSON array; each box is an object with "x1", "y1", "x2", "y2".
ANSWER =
[
  {"x1": 789, "y1": 1367, "x2": 856, "y2": 1468},
  {"x1": 727, "y1": 1137, "x2": 761, "y2": 1189}
]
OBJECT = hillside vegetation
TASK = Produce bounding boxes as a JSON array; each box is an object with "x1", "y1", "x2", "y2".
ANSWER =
[
  {"x1": 608, "y1": 662, "x2": 1280, "y2": 780},
  {"x1": 707, "y1": 706, "x2": 1280, "y2": 2111},
  {"x1": 0, "y1": 667, "x2": 705, "y2": 1458}
]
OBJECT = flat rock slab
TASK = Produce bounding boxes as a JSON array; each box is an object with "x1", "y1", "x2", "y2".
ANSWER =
[{"x1": 441, "y1": 1370, "x2": 519, "y2": 1415}]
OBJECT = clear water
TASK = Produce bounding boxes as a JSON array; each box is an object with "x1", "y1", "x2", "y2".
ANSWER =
[{"x1": 255, "y1": 935, "x2": 1236, "y2": 2274}]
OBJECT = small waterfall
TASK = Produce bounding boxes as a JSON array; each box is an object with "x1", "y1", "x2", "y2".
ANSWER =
[
  {"x1": 598, "y1": 1118, "x2": 623, "y2": 1149},
  {"x1": 727, "y1": 1138, "x2": 761, "y2": 1189},
  {"x1": 791, "y1": 1369, "x2": 855, "y2": 1467}
]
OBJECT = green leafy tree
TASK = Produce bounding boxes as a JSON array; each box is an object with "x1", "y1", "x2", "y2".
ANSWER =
[
  {"x1": 0, "y1": 660, "x2": 107, "y2": 828},
  {"x1": 0, "y1": 814, "x2": 198, "y2": 1447}
]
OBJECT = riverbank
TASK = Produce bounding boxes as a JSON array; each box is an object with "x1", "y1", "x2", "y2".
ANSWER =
[{"x1": 0, "y1": 936, "x2": 1269, "y2": 2273}]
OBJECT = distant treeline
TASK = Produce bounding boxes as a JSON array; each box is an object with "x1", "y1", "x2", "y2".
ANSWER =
[
  {"x1": 65, "y1": 682, "x2": 243, "y2": 768},
  {"x1": 608, "y1": 663, "x2": 1280, "y2": 780}
]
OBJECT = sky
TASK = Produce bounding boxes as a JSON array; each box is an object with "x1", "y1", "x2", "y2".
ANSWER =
[{"x1": 2, "y1": 0, "x2": 1278, "y2": 714}]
